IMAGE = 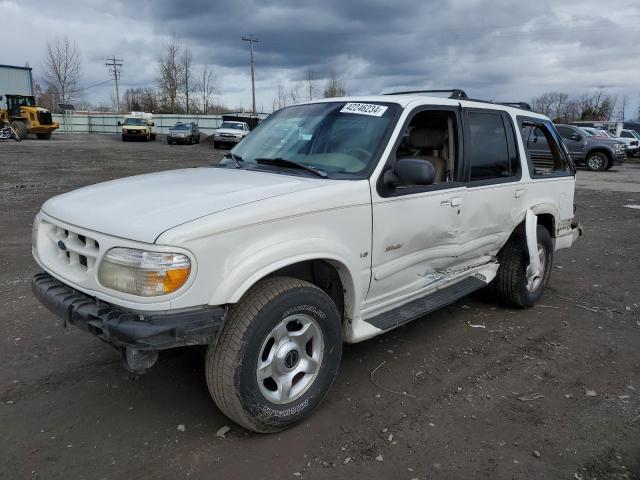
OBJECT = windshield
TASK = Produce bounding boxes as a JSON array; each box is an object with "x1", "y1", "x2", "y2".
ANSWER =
[
  {"x1": 220, "y1": 122, "x2": 244, "y2": 130},
  {"x1": 124, "y1": 118, "x2": 147, "y2": 126},
  {"x1": 630, "y1": 130, "x2": 640, "y2": 140},
  {"x1": 228, "y1": 101, "x2": 399, "y2": 176},
  {"x1": 171, "y1": 124, "x2": 191, "y2": 130}
]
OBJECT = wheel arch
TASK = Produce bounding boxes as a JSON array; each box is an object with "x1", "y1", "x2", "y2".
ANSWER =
[
  {"x1": 209, "y1": 252, "x2": 358, "y2": 327},
  {"x1": 586, "y1": 147, "x2": 613, "y2": 164},
  {"x1": 507, "y1": 204, "x2": 558, "y2": 243}
]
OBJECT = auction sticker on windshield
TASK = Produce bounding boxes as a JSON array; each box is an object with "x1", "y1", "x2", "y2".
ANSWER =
[{"x1": 340, "y1": 103, "x2": 388, "y2": 117}]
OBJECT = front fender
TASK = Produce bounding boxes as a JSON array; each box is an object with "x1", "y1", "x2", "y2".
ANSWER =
[{"x1": 208, "y1": 236, "x2": 359, "y2": 313}]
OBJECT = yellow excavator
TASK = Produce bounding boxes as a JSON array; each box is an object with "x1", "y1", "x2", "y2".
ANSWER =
[{"x1": 0, "y1": 94, "x2": 59, "y2": 139}]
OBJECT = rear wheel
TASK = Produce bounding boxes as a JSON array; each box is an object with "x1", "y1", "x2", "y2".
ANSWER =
[
  {"x1": 213, "y1": 141, "x2": 220, "y2": 149},
  {"x1": 493, "y1": 225, "x2": 554, "y2": 308},
  {"x1": 206, "y1": 277, "x2": 342, "y2": 433},
  {"x1": 586, "y1": 151, "x2": 608, "y2": 171},
  {"x1": 36, "y1": 132, "x2": 52, "y2": 140}
]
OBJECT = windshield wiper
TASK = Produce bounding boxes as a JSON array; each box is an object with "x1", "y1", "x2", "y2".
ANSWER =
[
  {"x1": 255, "y1": 158, "x2": 327, "y2": 178},
  {"x1": 224, "y1": 152, "x2": 243, "y2": 168}
]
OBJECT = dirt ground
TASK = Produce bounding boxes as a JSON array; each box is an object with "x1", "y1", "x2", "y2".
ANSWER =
[{"x1": 1, "y1": 134, "x2": 639, "y2": 480}]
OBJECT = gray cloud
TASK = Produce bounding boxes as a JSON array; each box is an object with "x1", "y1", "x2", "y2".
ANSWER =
[{"x1": 3, "y1": 0, "x2": 639, "y2": 115}]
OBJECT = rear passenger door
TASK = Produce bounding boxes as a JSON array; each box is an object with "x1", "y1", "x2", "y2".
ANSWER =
[{"x1": 459, "y1": 109, "x2": 522, "y2": 258}]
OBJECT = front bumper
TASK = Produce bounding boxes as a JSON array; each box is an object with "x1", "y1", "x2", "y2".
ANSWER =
[
  {"x1": 614, "y1": 151, "x2": 626, "y2": 164},
  {"x1": 32, "y1": 272, "x2": 226, "y2": 351},
  {"x1": 214, "y1": 135, "x2": 242, "y2": 144},
  {"x1": 168, "y1": 135, "x2": 192, "y2": 143}
]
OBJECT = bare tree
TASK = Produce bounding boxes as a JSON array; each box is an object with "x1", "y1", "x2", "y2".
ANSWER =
[
  {"x1": 197, "y1": 66, "x2": 216, "y2": 114},
  {"x1": 323, "y1": 71, "x2": 346, "y2": 98},
  {"x1": 156, "y1": 33, "x2": 184, "y2": 113},
  {"x1": 182, "y1": 47, "x2": 193, "y2": 114},
  {"x1": 305, "y1": 68, "x2": 318, "y2": 100},
  {"x1": 43, "y1": 35, "x2": 82, "y2": 106},
  {"x1": 289, "y1": 82, "x2": 301, "y2": 104},
  {"x1": 272, "y1": 78, "x2": 287, "y2": 111}
]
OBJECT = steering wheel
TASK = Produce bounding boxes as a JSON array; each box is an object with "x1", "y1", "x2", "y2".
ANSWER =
[{"x1": 344, "y1": 147, "x2": 372, "y2": 164}]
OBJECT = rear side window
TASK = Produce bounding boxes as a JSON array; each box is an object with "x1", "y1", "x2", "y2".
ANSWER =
[
  {"x1": 519, "y1": 119, "x2": 573, "y2": 177},
  {"x1": 621, "y1": 131, "x2": 633, "y2": 138},
  {"x1": 466, "y1": 111, "x2": 518, "y2": 181}
]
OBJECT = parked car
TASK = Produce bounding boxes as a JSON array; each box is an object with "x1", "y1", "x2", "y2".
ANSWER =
[
  {"x1": 212, "y1": 121, "x2": 250, "y2": 149},
  {"x1": 167, "y1": 122, "x2": 200, "y2": 145},
  {"x1": 554, "y1": 124, "x2": 625, "y2": 171},
  {"x1": 618, "y1": 129, "x2": 639, "y2": 157},
  {"x1": 32, "y1": 90, "x2": 581, "y2": 432},
  {"x1": 118, "y1": 112, "x2": 156, "y2": 142}
]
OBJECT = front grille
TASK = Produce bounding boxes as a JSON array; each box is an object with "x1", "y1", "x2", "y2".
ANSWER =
[
  {"x1": 42, "y1": 220, "x2": 100, "y2": 274},
  {"x1": 38, "y1": 111, "x2": 53, "y2": 125}
]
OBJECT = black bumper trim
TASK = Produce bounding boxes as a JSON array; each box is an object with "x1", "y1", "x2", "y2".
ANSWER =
[{"x1": 32, "y1": 272, "x2": 226, "y2": 351}]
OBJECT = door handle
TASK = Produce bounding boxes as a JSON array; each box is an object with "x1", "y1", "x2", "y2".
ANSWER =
[
  {"x1": 450, "y1": 197, "x2": 462, "y2": 207},
  {"x1": 515, "y1": 189, "x2": 524, "y2": 198}
]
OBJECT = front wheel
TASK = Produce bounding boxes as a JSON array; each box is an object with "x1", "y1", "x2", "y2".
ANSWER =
[
  {"x1": 493, "y1": 225, "x2": 554, "y2": 308},
  {"x1": 36, "y1": 132, "x2": 52, "y2": 140},
  {"x1": 206, "y1": 277, "x2": 342, "y2": 433},
  {"x1": 586, "y1": 151, "x2": 608, "y2": 171}
]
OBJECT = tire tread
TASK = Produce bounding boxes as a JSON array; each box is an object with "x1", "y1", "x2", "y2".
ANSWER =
[{"x1": 206, "y1": 277, "x2": 324, "y2": 432}]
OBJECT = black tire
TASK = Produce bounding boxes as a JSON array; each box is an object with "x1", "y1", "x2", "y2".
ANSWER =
[
  {"x1": 493, "y1": 225, "x2": 554, "y2": 308},
  {"x1": 36, "y1": 132, "x2": 52, "y2": 140},
  {"x1": 122, "y1": 135, "x2": 127, "y2": 142},
  {"x1": 213, "y1": 141, "x2": 219, "y2": 149},
  {"x1": 206, "y1": 277, "x2": 342, "y2": 433},
  {"x1": 151, "y1": 133, "x2": 156, "y2": 140},
  {"x1": 586, "y1": 151, "x2": 609, "y2": 171},
  {"x1": 10, "y1": 121, "x2": 27, "y2": 140}
]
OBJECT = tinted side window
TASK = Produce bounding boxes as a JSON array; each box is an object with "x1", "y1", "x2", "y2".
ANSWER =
[
  {"x1": 621, "y1": 131, "x2": 632, "y2": 138},
  {"x1": 467, "y1": 112, "x2": 513, "y2": 181},
  {"x1": 519, "y1": 120, "x2": 571, "y2": 176},
  {"x1": 556, "y1": 126, "x2": 575, "y2": 140}
]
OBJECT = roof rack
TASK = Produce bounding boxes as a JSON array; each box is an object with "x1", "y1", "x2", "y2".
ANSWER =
[
  {"x1": 383, "y1": 89, "x2": 468, "y2": 99},
  {"x1": 495, "y1": 102, "x2": 532, "y2": 111}
]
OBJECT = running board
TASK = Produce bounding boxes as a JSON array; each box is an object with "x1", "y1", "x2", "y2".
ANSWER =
[{"x1": 365, "y1": 276, "x2": 487, "y2": 331}]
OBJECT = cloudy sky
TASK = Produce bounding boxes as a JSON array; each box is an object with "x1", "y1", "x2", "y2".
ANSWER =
[{"x1": 3, "y1": 0, "x2": 640, "y2": 117}]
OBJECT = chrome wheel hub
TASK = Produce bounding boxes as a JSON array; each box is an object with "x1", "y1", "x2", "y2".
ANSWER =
[
  {"x1": 588, "y1": 155, "x2": 604, "y2": 170},
  {"x1": 257, "y1": 314, "x2": 324, "y2": 404}
]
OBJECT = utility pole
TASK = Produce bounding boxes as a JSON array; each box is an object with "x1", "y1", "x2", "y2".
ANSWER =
[
  {"x1": 105, "y1": 56, "x2": 123, "y2": 113},
  {"x1": 242, "y1": 35, "x2": 259, "y2": 114}
]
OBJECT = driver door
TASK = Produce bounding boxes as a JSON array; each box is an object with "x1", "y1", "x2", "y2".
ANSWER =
[{"x1": 366, "y1": 107, "x2": 466, "y2": 307}]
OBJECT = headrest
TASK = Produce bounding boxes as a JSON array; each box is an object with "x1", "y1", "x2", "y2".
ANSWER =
[{"x1": 409, "y1": 127, "x2": 445, "y2": 148}]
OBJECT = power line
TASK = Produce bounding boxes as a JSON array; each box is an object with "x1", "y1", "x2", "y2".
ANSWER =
[
  {"x1": 66, "y1": 78, "x2": 114, "y2": 95},
  {"x1": 105, "y1": 56, "x2": 123, "y2": 113},
  {"x1": 242, "y1": 35, "x2": 259, "y2": 114}
]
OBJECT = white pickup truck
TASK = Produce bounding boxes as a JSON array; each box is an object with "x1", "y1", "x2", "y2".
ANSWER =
[{"x1": 32, "y1": 90, "x2": 581, "y2": 432}]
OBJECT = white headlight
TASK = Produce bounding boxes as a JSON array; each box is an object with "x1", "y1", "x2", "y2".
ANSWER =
[{"x1": 98, "y1": 247, "x2": 191, "y2": 296}]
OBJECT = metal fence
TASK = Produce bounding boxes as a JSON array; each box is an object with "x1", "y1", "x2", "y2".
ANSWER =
[{"x1": 52, "y1": 113, "x2": 269, "y2": 135}]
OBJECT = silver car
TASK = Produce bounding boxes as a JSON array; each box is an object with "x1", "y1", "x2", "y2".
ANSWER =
[{"x1": 213, "y1": 121, "x2": 250, "y2": 149}]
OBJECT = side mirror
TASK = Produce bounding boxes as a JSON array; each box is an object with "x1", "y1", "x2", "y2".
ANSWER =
[
  {"x1": 385, "y1": 157, "x2": 435, "y2": 187},
  {"x1": 117, "y1": 121, "x2": 122, "y2": 126},
  {"x1": 150, "y1": 122, "x2": 155, "y2": 126},
  {"x1": 570, "y1": 134, "x2": 581, "y2": 141}
]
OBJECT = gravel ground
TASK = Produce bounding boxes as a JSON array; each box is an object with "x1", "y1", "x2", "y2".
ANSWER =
[{"x1": 1, "y1": 134, "x2": 639, "y2": 479}]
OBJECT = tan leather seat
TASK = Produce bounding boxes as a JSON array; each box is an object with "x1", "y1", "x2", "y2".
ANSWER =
[{"x1": 409, "y1": 127, "x2": 446, "y2": 183}]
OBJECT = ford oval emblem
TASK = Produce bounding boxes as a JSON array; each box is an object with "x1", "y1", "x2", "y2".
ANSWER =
[{"x1": 57, "y1": 240, "x2": 67, "y2": 251}]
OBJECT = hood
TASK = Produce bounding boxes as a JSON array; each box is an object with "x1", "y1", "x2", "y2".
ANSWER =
[
  {"x1": 42, "y1": 167, "x2": 324, "y2": 243},
  {"x1": 215, "y1": 128, "x2": 245, "y2": 135}
]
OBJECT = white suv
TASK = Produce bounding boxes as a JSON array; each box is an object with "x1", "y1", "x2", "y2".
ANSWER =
[
  {"x1": 32, "y1": 90, "x2": 582, "y2": 432},
  {"x1": 212, "y1": 121, "x2": 250, "y2": 149}
]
